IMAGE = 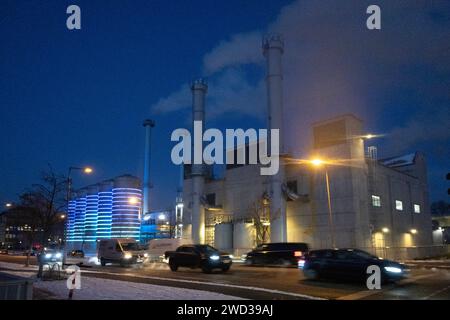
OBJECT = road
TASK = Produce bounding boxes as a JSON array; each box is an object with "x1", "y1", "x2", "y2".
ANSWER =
[{"x1": 1, "y1": 255, "x2": 449, "y2": 300}]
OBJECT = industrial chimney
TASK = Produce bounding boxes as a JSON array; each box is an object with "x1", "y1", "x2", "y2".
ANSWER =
[
  {"x1": 191, "y1": 79, "x2": 207, "y2": 244},
  {"x1": 142, "y1": 119, "x2": 155, "y2": 216},
  {"x1": 263, "y1": 34, "x2": 287, "y2": 242}
]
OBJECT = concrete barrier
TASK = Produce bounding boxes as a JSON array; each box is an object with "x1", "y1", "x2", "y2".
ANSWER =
[{"x1": 0, "y1": 273, "x2": 33, "y2": 300}]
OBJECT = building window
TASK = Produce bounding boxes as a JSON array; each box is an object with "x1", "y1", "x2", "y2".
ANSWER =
[
  {"x1": 414, "y1": 204, "x2": 421, "y2": 213},
  {"x1": 371, "y1": 195, "x2": 381, "y2": 207},
  {"x1": 206, "y1": 193, "x2": 216, "y2": 206},
  {"x1": 395, "y1": 200, "x2": 403, "y2": 211}
]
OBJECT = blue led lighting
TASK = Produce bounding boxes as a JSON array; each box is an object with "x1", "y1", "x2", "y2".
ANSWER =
[{"x1": 66, "y1": 186, "x2": 142, "y2": 243}]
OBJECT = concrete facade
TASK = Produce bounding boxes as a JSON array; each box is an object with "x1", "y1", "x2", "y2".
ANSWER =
[{"x1": 182, "y1": 114, "x2": 434, "y2": 259}]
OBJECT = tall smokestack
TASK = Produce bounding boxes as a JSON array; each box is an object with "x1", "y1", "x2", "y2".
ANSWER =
[
  {"x1": 191, "y1": 79, "x2": 207, "y2": 244},
  {"x1": 263, "y1": 34, "x2": 287, "y2": 242},
  {"x1": 142, "y1": 119, "x2": 155, "y2": 216}
]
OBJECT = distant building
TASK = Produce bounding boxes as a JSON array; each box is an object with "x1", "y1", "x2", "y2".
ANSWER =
[
  {"x1": 0, "y1": 208, "x2": 64, "y2": 250},
  {"x1": 140, "y1": 210, "x2": 174, "y2": 243},
  {"x1": 182, "y1": 114, "x2": 436, "y2": 260},
  {"x1": 66, "y1": 174, "x2": 142, "y2": 253}
]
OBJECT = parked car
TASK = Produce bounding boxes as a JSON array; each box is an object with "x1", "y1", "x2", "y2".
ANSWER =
[
  {"x1": 146, "y1": 238, "x2": 192, "y2": 262},
  {"x1": 67, "y1": 249, "x2": 85, "y2": 258},
  {"x1": 301, "y1": 248, "x2": 408, "y2": 283},
  {"x1": 165, "y1": 244, "x2": 232, "y2": 273},
  {"x1": 0, "y1": 248, "x2": 8, "y2": 255},
  {"x1": 98, "y1": 239, "x2": 148, "y2": 267},
  {"x1": 244, "y1": 242, "x2": 309, "y2": 266}
]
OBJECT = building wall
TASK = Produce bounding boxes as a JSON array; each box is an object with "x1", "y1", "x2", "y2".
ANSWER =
[{"x1": 181, "y1": 114, "x2": 433, "y2": 259}]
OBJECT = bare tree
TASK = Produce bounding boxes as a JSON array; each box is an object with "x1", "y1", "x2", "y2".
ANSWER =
[
  {"x1": 247, "y1": 197, "x2": 271, "y2": 246},
  {"x1": 18, "y1": 166, "x2": 67, "y2": 266}
]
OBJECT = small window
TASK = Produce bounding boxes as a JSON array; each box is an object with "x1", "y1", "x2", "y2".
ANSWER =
[
  {"x1": 414, "y1": 204, "x2": 421, "y2": 213},
  {"x1": 287, "y1": 180, "x2": 298, "y2": 194},
  {"x1": 372, "y1": 195, "x2": 381, "y2": 207},
  {"x1": 395, "y1": 200, "x2": 403, "y2": 211},
  {"x1": 206, "y1": 193, "x2": 216, "y2": 206}
]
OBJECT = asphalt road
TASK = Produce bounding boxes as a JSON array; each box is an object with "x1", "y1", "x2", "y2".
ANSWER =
[{"x1": 1, "y1": 254, "x2": 449, "y2": 300}]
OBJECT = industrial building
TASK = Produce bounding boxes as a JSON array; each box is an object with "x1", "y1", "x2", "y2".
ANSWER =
[
  {"x1": 66, "y1": 174, "x2": 142, "y2": 253},
  {"x1": 180, "y1": 35, "x2": 436, "y2": 260}
]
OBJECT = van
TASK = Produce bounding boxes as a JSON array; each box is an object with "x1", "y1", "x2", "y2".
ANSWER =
[
  {"x1": 146, "y1": 238, "x2": 191, "y2": 262},
  {"x1": 98, "y1": 239, "x2": 148, "y2": 267}
]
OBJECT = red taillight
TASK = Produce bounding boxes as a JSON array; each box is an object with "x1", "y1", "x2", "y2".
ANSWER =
[{"x1": 294, "y1": 251, "x2": 302, "y2": 257}]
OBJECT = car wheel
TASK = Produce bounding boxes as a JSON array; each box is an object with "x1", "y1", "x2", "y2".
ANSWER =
[
  {"x1": 202, "y1": 265, "x2": 212, "y2": 274},
  {"x1": 100, "y1": 258, "x2": 106, "y2": 266},
  {"x1": 303, "y1": 268, "x2": 319, "y2": 280},
  {"x1": 221, "y1": 266, "x2": 230, "y2": 272},
  {"x1": 169, "y1": 260, "x2": 178, "y2": 272}
]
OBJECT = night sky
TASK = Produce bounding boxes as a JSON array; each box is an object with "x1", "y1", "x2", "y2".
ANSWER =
[{"x1": 1, "y1": 0, "x2": 449, "y2": 210}]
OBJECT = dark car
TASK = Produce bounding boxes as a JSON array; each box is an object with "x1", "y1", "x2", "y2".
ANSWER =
[
  {"x1": 165, "y1": 244, "x2": 232, "y2": 274},
  {"x1": 245, "y1": 242, "x2": 309, "y2": 266},
  {"x1": 68, "y1": 250, "x2": 85, "y2": 258},
  {"x1": 301, "y1": 248, "x2": 408, "y2": 283}
]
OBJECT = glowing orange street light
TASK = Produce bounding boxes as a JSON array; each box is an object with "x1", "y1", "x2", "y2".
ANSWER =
[
  {"x1": 83, "y1": 167, "x2": 93, "y2": 174},
  {"x1": 128, "y1": 196, "x2": 139, "y2": 205},
  {"x1": 311, "y1": 159, "x2": 324, "y2": 167}
]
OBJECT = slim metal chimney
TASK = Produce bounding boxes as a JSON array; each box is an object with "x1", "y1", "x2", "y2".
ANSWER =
[
  {"x1": 142, "y1": 119, "x2": 155, "y2": 216},
  {"x1": 263, "y1": 34, "x2": 287, "y2": 242},
  {"x1": 191, "y1": 79, "x2": 207, "y2": 244}
]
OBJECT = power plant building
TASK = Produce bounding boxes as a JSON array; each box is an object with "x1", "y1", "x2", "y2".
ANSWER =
[{"x1": 180, "y1": 35, "x2": 436, "y2": 260}]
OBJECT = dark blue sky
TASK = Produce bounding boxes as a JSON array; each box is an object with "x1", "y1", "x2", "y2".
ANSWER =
[{"x1": 1, "y1": 0, "x2": 449, "y2": 210}]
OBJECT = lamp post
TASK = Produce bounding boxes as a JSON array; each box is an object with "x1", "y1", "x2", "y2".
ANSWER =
[{"x1": 310, "y1": 159, "x2": 335, "y2": 248}]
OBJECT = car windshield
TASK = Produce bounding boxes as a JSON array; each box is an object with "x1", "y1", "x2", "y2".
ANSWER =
[
  {"x1": 352, "y1": 250, "x2": 377, "y2": 260},
  {"x1": 197, "y1": 245, "x2": 219, "y2": 254},
  {"x1": 121, "y1": 242, "x2": 139, "y2": 251}
]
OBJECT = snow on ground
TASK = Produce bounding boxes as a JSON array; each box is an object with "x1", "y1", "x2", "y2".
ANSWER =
[{"x1": 0, "y1": 261, "x2": 243, "y2": 300}]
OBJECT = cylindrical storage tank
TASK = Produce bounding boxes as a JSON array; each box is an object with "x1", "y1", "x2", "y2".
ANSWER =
[
  {"x1": 233, "y1": 222, "x2": 256, "y2": 257},
  {"x1": 83, "y1": 185, "x2": 99, "y2": 254},
  {"x1": 214, "y1": 223, "x2": 233, "y2": 251},
  {"x1": 97, "y1": 180, "x2": 114, "y2": 240},
  {"x1": 73, "y1": 188, "x2": 87, "y2": 249},
  {"x1": 112, "y1": 175, "x2": 142, "y2": 240}
]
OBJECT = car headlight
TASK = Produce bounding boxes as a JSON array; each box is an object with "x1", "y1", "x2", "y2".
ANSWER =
[
  {"x1": 45, "y1": 253, "x2": 52, "y2": 259},
  {"x1": 384, "y1": 266, "x2": 402, "y2": 273},
  {"x1": 229, "y1": 255, "x2": 234, "y2": 259},
  {"x1": 55, "y1": 252, "x2": 62, "y2": 259},
  {"x1": 209, "y1": 255, "x2": 220, "y2": 261},
  {"x1": 143, "y1": 253, "x2": 148, "y2": 258},
  {"x1": 124, "y1": 253, "x2": 133, "y2": 259}
]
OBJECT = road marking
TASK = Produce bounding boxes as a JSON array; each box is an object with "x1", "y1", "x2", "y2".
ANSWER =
[
  {"x1": 422, "y1": 285, "x2": 450, "y2": 300},
  {"x1": 82, "y1": 269, "x2": 326, "y2": 300},
  {"x1": 337, "y1": 273, "x2": 436, "y2": 300}
]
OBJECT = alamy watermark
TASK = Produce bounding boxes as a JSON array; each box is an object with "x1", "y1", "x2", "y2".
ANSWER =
[{"x1": 171, "y1": 121, "x2": 280, "y2": 176}]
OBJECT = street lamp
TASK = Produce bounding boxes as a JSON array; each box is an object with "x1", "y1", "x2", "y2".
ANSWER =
[
  {"x1": 128, "y1": 196, "x2": 139, "y2": 205},
  {"x1": 5, "y1": 203, "x2": 13, "y2": 208},
  {"x1": 309, "y1": 158, "x2": 335, "y2": 248}
]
